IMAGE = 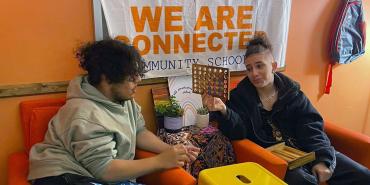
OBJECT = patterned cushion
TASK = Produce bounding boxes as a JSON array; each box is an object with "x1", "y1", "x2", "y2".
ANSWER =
[{"x1": 158, "y1": 125, "x2": 236, "y2": 178}]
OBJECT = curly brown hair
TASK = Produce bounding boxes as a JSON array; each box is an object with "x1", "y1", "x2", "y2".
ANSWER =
[{"x1": 75, "y1": 39, "x2": 146, "y2": 86}]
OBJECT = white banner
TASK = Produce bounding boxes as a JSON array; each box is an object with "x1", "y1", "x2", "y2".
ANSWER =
[{"x1": 100, "y1": 0, "x2": 291, "y2": 78}]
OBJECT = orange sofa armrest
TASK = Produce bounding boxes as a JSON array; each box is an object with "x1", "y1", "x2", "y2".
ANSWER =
[
  {"x1": 8, "y1": 151, "x2": 30, "y2": 185},
  {"x1": 232, "y1": 139, "x2": 288, "y2": 179},
  {"x1": 324, "y1": 121, "x2": 370, "y2": 169},
  {"x1": 135, "y1": 149, "x2": 196, "y2": 185}
]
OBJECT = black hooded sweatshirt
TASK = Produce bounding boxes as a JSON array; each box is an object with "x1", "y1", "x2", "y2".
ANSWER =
[{"x1": 213, "y1": 72, "x2": 336, "y2": 171}]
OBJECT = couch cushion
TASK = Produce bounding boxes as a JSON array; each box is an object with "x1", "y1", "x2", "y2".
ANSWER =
[
  {"x1": 27, "y1": 106, "x2": 61, "y2": 151},
  {"x1": 20, "y1": 98, "x2": 66, "y2": 151}
]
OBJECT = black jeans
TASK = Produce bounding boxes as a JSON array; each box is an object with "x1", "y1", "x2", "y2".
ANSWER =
[
  {"x1": 32, "y1": 174, "x2": 144, "y2": 185},
  {"x1": 32, "y1": 173, "x2": 109, "y2": 185},
  {"x1": 284, "y1": 152, "x2": 370, "y2": 185}
]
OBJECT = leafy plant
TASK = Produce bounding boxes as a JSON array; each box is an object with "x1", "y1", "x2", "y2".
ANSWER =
[
  {"x1": 164, "y1": 96, "x2": 184, "y2": 117},
  {"x1": 196, "y1": 106, "x2": 209, "y2": 115},
  {"x1": 154, "y1": 100, "x2": 168, "y2": 116}
]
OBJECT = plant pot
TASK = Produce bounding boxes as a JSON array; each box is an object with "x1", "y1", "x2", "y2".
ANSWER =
[
  {"x1": 195, "y1": 113, "x2": 209, "y2": 128},
  {"x1": 156, "y1": 115, "x2": 164, "y2": 130},
  {"x1": 164, "y1": 116, "x2": 183, "y2": 132}
]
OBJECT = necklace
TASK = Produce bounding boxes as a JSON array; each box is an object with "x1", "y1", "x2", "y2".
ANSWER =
[
  {"x1": 259, "y1": 89, "x2": 277, "y2": 111},
  {"x1": 260, "y1": 89, "x2": 277, "y2": 103},
  {"x1": 270, "y1": 122, "x2": 283, "y2": 142}
]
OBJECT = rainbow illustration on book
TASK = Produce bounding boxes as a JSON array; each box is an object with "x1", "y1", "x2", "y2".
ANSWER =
[{"x1": 168, "y1": 75, "x2": 203, "y2": 126}]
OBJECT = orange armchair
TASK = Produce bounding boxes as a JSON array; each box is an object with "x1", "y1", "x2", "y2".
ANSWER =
[
  {"x1": 8, "y1": 98, "x2": 196, "y2": 185},
  {"x1": 324, "y1": 121, "x2": 370, "y2": 169},
  {"x1": 8, "y1": 98, "x2": 66, "y2": 185},
  {"x1": 8, "y1": 98, "x2": 200, "y2": 185}
]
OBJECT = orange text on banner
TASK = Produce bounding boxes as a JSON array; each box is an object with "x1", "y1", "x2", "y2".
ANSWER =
[
  {"x1": 116, "y1": 31, "x2": 252, "y2": 55},
  {"x1": 119, "y1": 5, "x2": 254, "y2": 55},
  {"x1": 131, "y1": 6, "x2": 253, "y2": 32}
]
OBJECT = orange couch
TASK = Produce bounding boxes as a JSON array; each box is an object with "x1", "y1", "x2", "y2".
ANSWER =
[
  {"x1": 8, "y1": 98, "x2": 287, "y2": 185},
  {"x1": 8, "y1": 98, "x2": 370, "y2": 185}
]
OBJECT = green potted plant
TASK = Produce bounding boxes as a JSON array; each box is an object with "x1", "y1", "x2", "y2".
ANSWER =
[
  {"x1": 163, "y1": 96, "x2": 184, "y2": 132},
  {"x1": 154, "y1": 100, "x2": 169, "y2": 130},
  {"x1": 196, "y1": 106, "x2": 209, "y2": 128}
]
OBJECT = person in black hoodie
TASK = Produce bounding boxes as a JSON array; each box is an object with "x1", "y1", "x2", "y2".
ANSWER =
[{"x1": 202, "y1": 36, "x2": 370, "y2": 185}]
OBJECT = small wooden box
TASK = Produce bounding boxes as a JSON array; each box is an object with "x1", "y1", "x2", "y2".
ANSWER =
[{"x1": 267, "y1": 143, "x2": 315, "y2": 170}]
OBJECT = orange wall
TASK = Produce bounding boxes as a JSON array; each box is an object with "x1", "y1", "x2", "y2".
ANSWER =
[
  {"x1": 0, "y1": 0, "x2": 370, "y2": 184},
  {"x1": 284, "y1": 1, "x2": 370, "y2": 134},
  {"x1": 0, "y1": 1, "x2": 94, "y2": 184}
]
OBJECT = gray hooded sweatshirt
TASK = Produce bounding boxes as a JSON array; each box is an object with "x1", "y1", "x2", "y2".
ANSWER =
[{"x1": 28, "y1": 75, "x2": 146, "y2": 181}]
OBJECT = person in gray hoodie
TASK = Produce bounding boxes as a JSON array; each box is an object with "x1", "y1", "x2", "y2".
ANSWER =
[{"x1": 28, "y1": 40, "x2": 200, "y2": 185}]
